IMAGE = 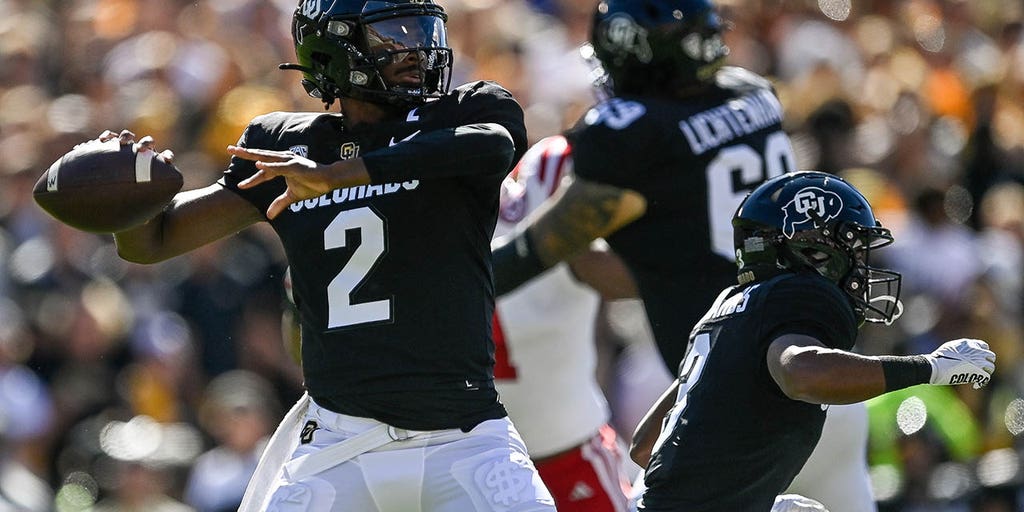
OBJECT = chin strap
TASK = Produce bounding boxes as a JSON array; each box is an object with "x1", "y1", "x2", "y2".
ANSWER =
[
  {"x1": 279, "y1": 63, "x2": 339, "y2": 110},
  {"x1": 278, "y1": 63, "x2": 312, "y2": 73}
]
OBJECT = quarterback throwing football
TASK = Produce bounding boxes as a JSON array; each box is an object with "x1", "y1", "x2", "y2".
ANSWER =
[{"x1": 109, "y1": 1, "x2": 555, "y2": 510}]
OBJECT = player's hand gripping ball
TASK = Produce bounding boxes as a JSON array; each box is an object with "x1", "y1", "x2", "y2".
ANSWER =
[{"x1": 33, "y1": 135, "x2": 182, "y2": 233}]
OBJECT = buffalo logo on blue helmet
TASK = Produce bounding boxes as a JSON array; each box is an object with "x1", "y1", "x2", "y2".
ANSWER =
[
  {"x1": 600, "y1": 14, "x2": 654, "y2": 64},
  {"x1": 301, "y1": 0, "x2": 321, "y2": 19},
  {"x1": 781, "y1": 187, "x2": 843, "y2": 238}
]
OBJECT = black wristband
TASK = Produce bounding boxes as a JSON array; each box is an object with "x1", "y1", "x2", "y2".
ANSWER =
[
  {"x1": 878, "y1": 355, "x2": 933, "y2": 392},
  {"x1": 492, "y1": 231, "x2": 548, "y2": 297}
]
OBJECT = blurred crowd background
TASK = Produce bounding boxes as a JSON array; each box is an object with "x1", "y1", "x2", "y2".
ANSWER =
[{"x1": 0, "y1": 0, "x2": 1022, "y2": 510}]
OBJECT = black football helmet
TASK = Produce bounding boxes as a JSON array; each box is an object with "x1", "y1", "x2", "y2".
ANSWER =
[
  {"x1": 284, "y1": 0, "x2": 453, "y2": 108},
  {"x1": 733, "y1": 171, "x2": 903, "y2": 325},
  {"x1": 589, "y1": 0, "x2": 728, "y2": 96}
]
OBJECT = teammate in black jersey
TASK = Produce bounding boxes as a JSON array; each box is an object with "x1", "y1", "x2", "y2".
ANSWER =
[
  {"x1": 628, "y1": 171, "x2": 995, "y2": 512},
  {"x1": 107, "y1": 1, "x2": 555, "y2": 510},
  {"x1": 492, "y1": 0, "x2": 797, "y2": 372}
]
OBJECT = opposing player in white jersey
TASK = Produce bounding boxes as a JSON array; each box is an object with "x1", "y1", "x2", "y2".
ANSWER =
[
  {"x1": 786, "y1": 403, "x2": 876, "y2": 512},
  {"x1": 493, "y1": 135, "x2": 632, "y2": 512}
]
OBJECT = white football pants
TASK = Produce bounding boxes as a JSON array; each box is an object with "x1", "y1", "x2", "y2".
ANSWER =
[{"x1": 255, "y1": 396, "x2": 556, "y2": 512}]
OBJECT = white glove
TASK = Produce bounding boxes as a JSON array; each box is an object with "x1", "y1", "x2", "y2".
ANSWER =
[
  {"x1": 926, "y1": 338, "x2": 996, "y2": 389},
  {"x1": 772, "y1": 494, "x2": 828, "y2": 512}
]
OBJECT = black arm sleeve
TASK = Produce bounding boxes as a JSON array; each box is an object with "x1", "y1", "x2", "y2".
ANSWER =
[
  {"x1": 362, "y1": 123, "x2": 515, "y2": 183},
  {"x1": 878, "y1": 355, "x2": 933, "y2": 391},
  {"x1": 491, "y1": 230, "x2": 548, "y2": 297},
  {"x1": 363, "y1": 81, "x2": 527, "y2": 183}
]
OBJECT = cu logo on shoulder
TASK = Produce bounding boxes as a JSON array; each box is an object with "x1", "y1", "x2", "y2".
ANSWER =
[{"x1": 781, "y1": 187, "x2": 843, "y2": 238}]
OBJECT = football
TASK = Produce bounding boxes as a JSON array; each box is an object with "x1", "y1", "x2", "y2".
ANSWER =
[{"x1": 33, "y1": 139, "x2": 183, "y2": 233}]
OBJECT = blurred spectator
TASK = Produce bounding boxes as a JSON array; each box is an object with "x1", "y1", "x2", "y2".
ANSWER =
[
  {"x1": 975, "y1": 182, "x2": 1023, "y2": 321},
  {"x1": 52, "y1": 410, "x2": 201, "y2": 511},
  {"x1": 0, "y1": 330, "x2": 55, "y2": 511},
  {"x1": 801, "y1": 98, "x2": 859, "y2": 173},
  {"x1": 184, "y1": 371, "x2": 279, "y2": 512},
  {"x1": 90, "y1": 413, "x2": 200, "y2": 512},
  {"x1": 867, "y1": 387, "x2": 984, "y2": 511},
  {"x1": 883, "y1": 187, "x2": 983, "y2": 353}
]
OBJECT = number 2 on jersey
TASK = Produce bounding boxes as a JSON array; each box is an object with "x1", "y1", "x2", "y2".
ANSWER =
[
  {"x1": 325, "y1": 207, "x2": 391, "y2": 329},
  {"x1": 706, "y1": 130, "x2": 795, "y2": 259}
]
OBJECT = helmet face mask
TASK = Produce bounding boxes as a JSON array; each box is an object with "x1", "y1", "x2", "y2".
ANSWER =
[
  {"x1": 589, "y1": 0, "x2": 729, "y2": 96},
  {"x1": 734, "y1": 172, "x2": 903, "y2": 325},
  {"x1": 783, "y1": 220, "x2": 903, "y2": 325},
  {"x1": 288, "y1": 0, "x2": 453, "y2": 108}
]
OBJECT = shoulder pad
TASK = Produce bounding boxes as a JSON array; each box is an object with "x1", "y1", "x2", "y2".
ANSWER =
[
  {"x1": 452, "y1": 80, "x2": 516, "y2": 101},
  {"x1": 248, "y1": 111, "x2": 331, "y2": 134}
]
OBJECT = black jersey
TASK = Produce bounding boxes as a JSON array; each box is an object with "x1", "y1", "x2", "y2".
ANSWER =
[
  {"x1": 638, "y1": 272, "x2": 858, "y2": 512},
  {"x1": 219, "y1": 81, "x2": 527, "y2": 431},
  {"x1": 566, "y1": 66, "x2": 797, "y2": 370}
]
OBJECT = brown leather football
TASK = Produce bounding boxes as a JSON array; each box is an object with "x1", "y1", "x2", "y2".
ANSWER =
[{"x1": 33, "y1": 139, "x2": 183, "y2": 233}]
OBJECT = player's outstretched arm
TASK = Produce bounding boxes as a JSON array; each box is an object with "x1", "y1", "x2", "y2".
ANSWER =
[
  {"x1": 115, "y1": 185, "x2": 264, "y2": 263},
  {"x1": 360, "y1": 123, "x2": 519, "y2": 180},
  {"x1": 228, "y1": 122, "x2": 516, "y2": 219},
  {"x1": 767, "y1": 336, "x2": 996, "y2": 405},
  {"x1": 110, "y1": 132, "x2": 264, "y2": 264},
  {"x1": 629, "y1": 379, "x2": 679, "y2": 467},
  {"x1": 492, "y1": 175, "x2": 646, "y2": 296},
  {"x1": 566, "y1": 241, "x2": 639, "y2": 300}
]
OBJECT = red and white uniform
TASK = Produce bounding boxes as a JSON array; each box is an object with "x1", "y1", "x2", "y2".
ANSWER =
[{"x1": 493, "y1": 136, "x2": 629, "y2": 512}]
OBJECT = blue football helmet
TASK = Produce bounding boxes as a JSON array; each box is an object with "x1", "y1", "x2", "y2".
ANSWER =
[
  {"x1": 733, "y1": 171, "x2": 903, "y2": 325},
  {"x1": 589, "y1": 0, "x2": 729, "y2": 96}
]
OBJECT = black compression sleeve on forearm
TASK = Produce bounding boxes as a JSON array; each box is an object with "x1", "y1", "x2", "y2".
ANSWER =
[
  {"x1": 492, "y1": 231, "x2": 548, "y2": 297},
  {"x1": 362, "y1": 124, "x2": 515, "y2": 182},
  {"x1": 878, "y1": 355, "x2": 932, "y2": 392}
]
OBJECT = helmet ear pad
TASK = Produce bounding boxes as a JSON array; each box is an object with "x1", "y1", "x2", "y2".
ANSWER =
[
  {"x1": 777, "y1": 225, "x2": 873, "y2": 314},
  {"x1": 782, "y1": 238, "x2": 847, "y2": 282}
]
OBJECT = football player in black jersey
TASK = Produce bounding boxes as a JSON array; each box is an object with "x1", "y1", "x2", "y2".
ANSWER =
[
  {"x1": 108, "y1": 0, "x2": 556, "y2": 510},
  {"x1": 628, "y1": 171, "x2": 995, "y2": 512},
  {"x1": 492, "y1": 0, "x2": 797, "y2": 372}
]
